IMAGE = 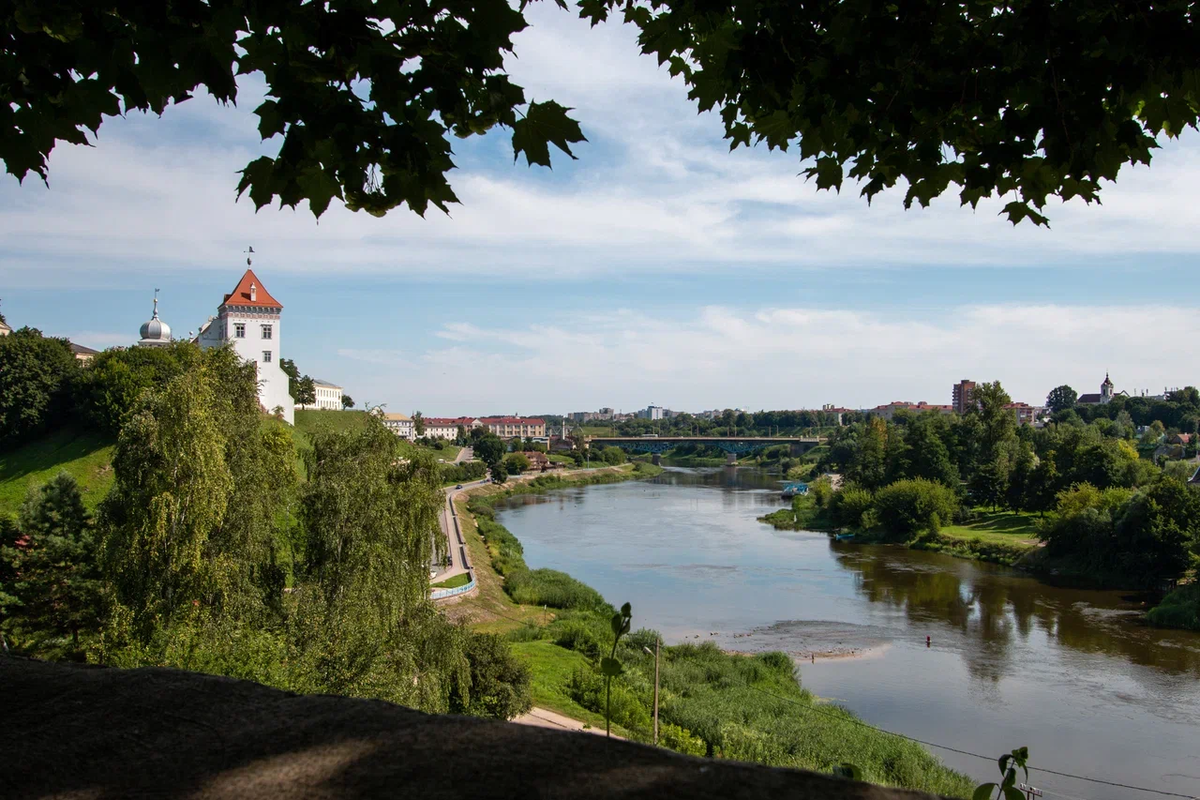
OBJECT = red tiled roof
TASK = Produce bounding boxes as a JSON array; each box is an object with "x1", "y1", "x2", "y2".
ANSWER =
[
  {"x1": 423, "y1": 417, "x2": 478, "y2": 427},
  {"x1": 222, "y1": 269, "x2": 282, "y2": 309},
  {"x1": 481, "y1": 417, "x2": 545, "y2": 425}
]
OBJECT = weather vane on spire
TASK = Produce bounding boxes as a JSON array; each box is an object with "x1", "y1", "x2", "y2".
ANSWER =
[
  {"x1": 152, "y1": 288, "x2": 160, "y2": 319},
  {"x1": 244, "y1": 245, "x2": 255, "y2": 266}
]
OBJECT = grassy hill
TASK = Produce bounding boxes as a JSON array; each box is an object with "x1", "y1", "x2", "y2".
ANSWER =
[{"x1": 0, "y1": 427, "x2": 117, "y2": 516}]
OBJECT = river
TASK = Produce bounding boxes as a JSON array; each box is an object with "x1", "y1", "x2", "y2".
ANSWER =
[{"x1": 492, "y1": 466, "x2": 1200, "y2": 800}]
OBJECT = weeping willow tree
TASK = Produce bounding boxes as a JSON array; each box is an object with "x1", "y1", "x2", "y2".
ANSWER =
[{"x1": 287, "y1": 421, "x2": 468, "y2": 707}]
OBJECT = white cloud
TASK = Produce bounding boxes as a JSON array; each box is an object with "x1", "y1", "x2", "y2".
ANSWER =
[
  {"x1": 2, "y1": 2, "x2": 1199, "y2": 287},
  {"x1": 335, "y1": 303, "x2": 1198, "y2": 414}
]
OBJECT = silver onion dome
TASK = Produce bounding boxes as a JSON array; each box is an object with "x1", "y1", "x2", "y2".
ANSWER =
[{"x1": 138, "y1": 290, "x2": 172, "y2": 346}]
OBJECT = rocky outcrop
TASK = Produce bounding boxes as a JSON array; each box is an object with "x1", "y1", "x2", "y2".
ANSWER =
[{"x1": 2, "y1": 657, "x2": 946, "y2": 799}]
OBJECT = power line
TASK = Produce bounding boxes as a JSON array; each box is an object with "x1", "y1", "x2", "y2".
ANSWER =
[{"x1": 745, "y1": 685, "x2": 1197, "y2": 800}]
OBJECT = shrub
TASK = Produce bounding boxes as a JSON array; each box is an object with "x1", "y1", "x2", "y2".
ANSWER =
[
  {"x1": 505, "y1": 568, "x2": 609, "y2": 611},
  {"x1": 872, "y1": 478, "x2": 959, "y2": 540},
  {"x1": 1147, "y1": 584, "x2": 1200, "y2": 631},
  {"x1": 449, "y1": 633, "x2": 533, "y2": 720},
  {"x1": 551, "y1": 617, "x2": 604, "y2": 659},
  {"x1": 830, "y1": 484, "x2": 874, "y2": 528},
  {"x1": 659, "y1": 722, "x2": 706, "y2": 756}
]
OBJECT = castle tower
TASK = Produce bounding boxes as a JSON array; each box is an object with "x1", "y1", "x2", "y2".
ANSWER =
[
  {"x1": 1101, "y1": 372, "x2": 1114, "y2": 404},
  {"x1": 196, "y1": 269, "x2": 295, "y2": 424}
]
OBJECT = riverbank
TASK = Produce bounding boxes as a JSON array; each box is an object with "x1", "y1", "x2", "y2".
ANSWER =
[
  {"x1": 758, "y1": 494, "x2": 1039, "y2": 567},
  {"x1": 446, "y1": 468, "x2": 975, "y2": 798}
]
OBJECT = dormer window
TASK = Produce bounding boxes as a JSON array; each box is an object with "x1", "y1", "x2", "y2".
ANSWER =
[{"x1": 250, "y1": 283, "x2": 257, "y2": 302}]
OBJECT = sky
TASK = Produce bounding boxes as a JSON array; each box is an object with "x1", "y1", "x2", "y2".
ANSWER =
[{"x1": 3, "y1": 5, "x2": 1199, "y2": 416}]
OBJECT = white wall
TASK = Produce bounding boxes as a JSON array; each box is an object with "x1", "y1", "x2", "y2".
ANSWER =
[{"x1": 199, "y1": 306, "x2": 294, "y2": 425}]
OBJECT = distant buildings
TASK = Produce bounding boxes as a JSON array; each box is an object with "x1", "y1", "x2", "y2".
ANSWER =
[
  {"x1": 308, "y1": 379, "x2": 343, "y2": 411},
  {"x1": 1003, "y1": 402, "x2": 1044, "y2": 426},
  {"x1": 382, "y1": 413, "x2": 414, "y2": 440},
  {"x1": 639, "y1": 405, "x2": 665, "y2": 421},
  {"x1": 951, "y1": 379, "x2": 976, "y2": 414},
  {"x1": 0, "y1": 318, "x2": 10, "y2": 337},
  {"x1": 1078, "y1": 373, "x2": 1117, "y2": 405},
  {"x1": 569, "y1": 408, "x2": 614, "y2": 422},
  {"x1": 423, "y1": 417, "x2": 478, "y2": 440},
  {"x1": 482, "y1": 417, "x2": 546, "y2": 439},
  {"x1": 69, "y1": 342, "x2": 99, "y2": 362},
  {"x1": 869, "y1": 401, "x2": 954, "y2": 421}
]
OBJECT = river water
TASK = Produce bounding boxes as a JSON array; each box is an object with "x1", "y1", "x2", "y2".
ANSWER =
[{"x1": 493, "y1": 466, "x2": 1200, "y2": 800}]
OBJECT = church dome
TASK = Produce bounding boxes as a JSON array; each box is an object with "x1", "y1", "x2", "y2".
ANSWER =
[{"x1": 138, "y1": 291, "x2": 172, "y2": 347}]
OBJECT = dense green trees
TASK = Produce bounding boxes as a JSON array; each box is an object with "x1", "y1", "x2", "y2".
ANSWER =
[
  {"x1": 1, "y1": 473, "x2": 103, "y2": 657},
  {"x1": 0, "y1": 328, "x2": 78, "y2": 446},
  {"x1": 1, "y1": 342, "x2": 530, "y2": 718},
  {"x1": 1041, "y1": 478, "x2": 1200, "y2": 589},
  {"x1": 73, "y1": 344, "x2": 191, "y2": 435}
]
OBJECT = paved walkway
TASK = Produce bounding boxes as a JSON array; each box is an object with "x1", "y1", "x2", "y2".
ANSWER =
[
  {"x1": 513, "y1": 707, "x2": 618, "y2": 738},
  {"x1": 432, "y1": 479, "x2": 488, "y2": 585}
]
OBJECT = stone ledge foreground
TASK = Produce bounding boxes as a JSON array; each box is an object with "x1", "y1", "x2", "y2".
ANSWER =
[{"x1": 2, "y1": 657, "x2": 947, "y2": 800}]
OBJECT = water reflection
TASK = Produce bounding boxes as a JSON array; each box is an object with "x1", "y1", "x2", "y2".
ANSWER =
[
  {"x1": 492, "y1": 466, "x2": 1200, "y2": 799},
  {"x1": 833, "y1": 543, "x2": 1200, "y2": 678}
]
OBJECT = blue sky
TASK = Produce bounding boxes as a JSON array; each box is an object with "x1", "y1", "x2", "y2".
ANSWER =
[{"x1": 3, "y1": 5, "x2": 1199, "y2": 415}]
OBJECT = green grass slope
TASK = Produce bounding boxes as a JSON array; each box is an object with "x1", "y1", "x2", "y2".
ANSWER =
[{"x1": 0, "y1": 427, "x2": 116, "y2": 516}]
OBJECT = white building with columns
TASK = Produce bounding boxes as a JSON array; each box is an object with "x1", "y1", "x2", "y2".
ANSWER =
[{"x1": 196, "y1": 269, "x2": 295, "y2": 425}]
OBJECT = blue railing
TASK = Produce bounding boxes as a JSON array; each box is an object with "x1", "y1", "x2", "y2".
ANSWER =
[{"x1": 431, "y1": 576, "x2": 476, "y2": 601}]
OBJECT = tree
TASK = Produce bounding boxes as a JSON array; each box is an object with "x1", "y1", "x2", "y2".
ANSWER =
[
  {"x1": 601, "y1": 446, "x2": 625, "y2": 466},
  {"x1": 73, "y1": 343, "x2": 190, "y2": 435},
  {"x1": 281, "y1": 358, "x2": 316, "y2": 407},
  {"x1": 98, "y1": 359, "x2": 236, "y2": 642},
  {"x1": 1005, "y1": 442, "x2": 1038, "y2": 512},
  {"x1": 1112, "y1": 478, "x2": 1199, "y2": 588},
  {"x1": 474, "y1": 433, "x2": 506, "y2": 465},
  {"x1": 490, "y1": 459, "x2": 509, "y2": 484},
  {"x1": 448, "y1": 632, "x2": 532, "y2": 720},
  {"x1": 413, "y1": 412, "x2": 426, "y2": 437},
  {"x1": 0, "y1": 328, "x2": 77, "y2": 446},
  {"x1": 872, "y1": 478, "x2": 959, "y2": 540},
  {"x1": 456, "y1": 425, "x2": 468, "y2": 446},
  {"x1": 581, "y1": 0, "x2": 1200, "y2": 226},
  {"x1": 2, "y1": 472, "x2": 103, "y2": 656},
  {"x1": 1046, "y1": 386, "x2": 1079, "y2": 415},
  {"x1": 341, "y1": 395, "x2": 355, "y2": 409},
  {"x1": 505, "y1": 453, "x2": 530, "y2": 475},
  {"x1": 1, "y1": 0, "x2": 584, "y2": 219}
]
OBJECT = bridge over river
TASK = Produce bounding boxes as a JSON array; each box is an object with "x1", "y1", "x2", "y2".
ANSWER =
[{"x1": 586, "y1": 435, "x2": 822, "y2": 463}]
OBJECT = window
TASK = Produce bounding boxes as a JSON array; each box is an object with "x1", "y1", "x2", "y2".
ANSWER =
[
  {"x1": 261, "y1": 324, "x2": 272, "y2": 340},
  {"x1": 262, "y1": 351, "x2": 272, "y2": 363},
  {"x1": 234, "y1": 323, "x2": 245, "y2": 338}
]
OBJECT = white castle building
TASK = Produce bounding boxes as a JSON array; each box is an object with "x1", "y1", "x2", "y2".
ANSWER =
[{"x1": 196, "y1": 269, "x2": 295, "y2": 424}]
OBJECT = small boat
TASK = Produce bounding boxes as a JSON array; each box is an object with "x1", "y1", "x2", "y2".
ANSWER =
[
  {"x1": 834, "y1": 532, "x2": 856, "y2": 541},
  {"x1": 780, "y1": 482, "x2": 808, "y2": 499}
]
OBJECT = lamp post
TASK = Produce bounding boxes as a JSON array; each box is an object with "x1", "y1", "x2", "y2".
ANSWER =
[{"x1": 642, "y1": 639, "x2": 660, "y2": 746}]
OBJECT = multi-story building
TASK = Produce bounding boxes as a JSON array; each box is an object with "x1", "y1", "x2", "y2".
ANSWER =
[
  {"x1": 1003, "y1": 402, "x2": 1044, "y2": 426},
  {"x1": 952, "y1": 379, "x2": 976, "y2": 414},
  {"x1": 195, "y1": 269, "x2": 294, "y2": 424},
  {"x1": 382, "y1": 413, "x2": 414, "y2": 439},
  {"x1": 304, "y1": 379, "x2": 343, "y2": 410},
  {"x1": 481, "y1": 417, "x2": 546, "y2": 439},
  {"x1": 870, "y1": 401, "x2": 954, "y2": 421},
  {"x1": 422, "y1": 417, "x2": 480, "y2": 440},
  {"x1": 638, "y1": 405, "x2": 665, "y2": 420}
]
